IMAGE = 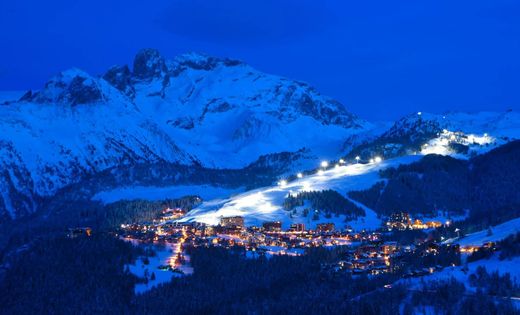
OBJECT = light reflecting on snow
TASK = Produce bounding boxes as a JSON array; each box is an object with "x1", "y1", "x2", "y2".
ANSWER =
[
  {"x1": 421, "y1": 130, "x2": 495, "y2": 156},
  {"x1": 179, "y1": 155, "x2": 421, "y2": 230}
]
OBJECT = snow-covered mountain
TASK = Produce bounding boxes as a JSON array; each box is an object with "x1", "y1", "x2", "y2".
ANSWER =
[
  {"x1": 345, "y1": 111, "x2": 520, "y2": 161},
  {"x1": 0, "y1": 49, "x2": 371, "y2": 220},
  {"x1": 105, "y1": 49, "x2": 372, "y2": 168}
]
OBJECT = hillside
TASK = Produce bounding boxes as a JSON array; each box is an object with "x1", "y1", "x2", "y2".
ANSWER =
[
  {"x1": 348, "y1": 140, "x2": 520, "y2": 224},
  {"x1": 180, "y1": 141, "x2": 520, "y2": 230}
]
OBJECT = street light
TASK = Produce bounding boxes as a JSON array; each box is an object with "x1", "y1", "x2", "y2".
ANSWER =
[
  {"x1": 320, "y1": 161, "x2": 329, "y2": 168},
  {"x1": 278, "y1": 180, "x2": 287, "y2": 187},
  {"x1": 374, "y1": 156, "x2": 382, "y2": 163},
  {"x1": 355, "y1": 156, "x2": 360, "y2": 163},
  {"x1": 296, "y1": 173, "x2": 303, "y2": 179}
]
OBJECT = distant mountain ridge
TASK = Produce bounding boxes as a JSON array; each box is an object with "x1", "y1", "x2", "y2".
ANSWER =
[{"x1": 344, "y1": 111, "x2": 520, "y2": 161}]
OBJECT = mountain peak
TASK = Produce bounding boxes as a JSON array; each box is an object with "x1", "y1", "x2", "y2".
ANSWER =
[
  {"x1": 103, "y1": 65, "x2": 135, "y2": 97},
  {"x1": 28, "y1": 68, "x2": 106, "y2": 105},
  {"x1": 132, "y1": 48, "x2": 166, "y2": 80}
]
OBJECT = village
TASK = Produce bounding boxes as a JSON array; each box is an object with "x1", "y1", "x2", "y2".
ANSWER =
[{"x1": 112, "y1": 206, "x2": 489, "y2": 279}]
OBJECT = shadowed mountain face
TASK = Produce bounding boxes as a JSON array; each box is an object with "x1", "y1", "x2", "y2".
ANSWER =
[{"x1": 0, "y1": 49, "x2": 371, "y2": 221}]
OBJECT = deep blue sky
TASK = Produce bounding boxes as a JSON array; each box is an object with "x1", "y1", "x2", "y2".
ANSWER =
[{"x1": 1, "y1": 0, "x2": 519, "y2": 120}]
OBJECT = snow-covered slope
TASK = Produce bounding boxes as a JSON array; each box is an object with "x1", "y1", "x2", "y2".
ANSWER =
[
  {"x1": 179, "y1": 155, "x2": 422, "y2": 230},
  {"x1": 0, "y1": 49, "x2": 371, "y2": 220},
  {"x1": 444, "y1": 217, "x2": 520, "y2": 247},
  {"x1": 0, "y1": 69, "x2": 194, "y2": 219},
  {"x1": 178, "y1": 117, "x2": 520, "y2": 230},
  {"x1": 402, "y1": 253, "x2": 520, "y2": 294}
]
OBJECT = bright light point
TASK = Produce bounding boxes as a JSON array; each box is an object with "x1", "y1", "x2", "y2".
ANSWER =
[
  {"x1": 450, "y1": 135, "x2": 456, "y2": 141},
  {"x1": 296, "y1": 173, "x2": 303, "y2": 179},
  {"x1": 423, "y1": 143, "x2": 428, "y2": 147},
  {"x1": 320, "y1": 161, "x2": 329, "y2": 168},
  {"x1": 484, "y1": 133, "x2": 488, "y2": 137},
  {"x1": 442, "y1": 129, "x2": 448, "y2": 133},
  {"x1": 374, "y1": 156, "x2": 382, "y2": 163},
  {"x1": 278, "y1": 180, "x2": 287, "y2": 187},
  {"x1": 355, "y1": 156, "x2": 360, "y2": 161},
  {"x1": 417, "y1": 111, "x2": 422, "y2": 116},
  {"x1": 335, "y1": 164, "x2": 340, "y2": 169},
  {"x1": 369, "y1": 158, "x2": 374, "y2": 163},
  {"x1": 317, "y1": 170, "x2": 324, "y2": 175},
  {"x1": 339, "y1": 159, "x2": 345, "y2": 164}
]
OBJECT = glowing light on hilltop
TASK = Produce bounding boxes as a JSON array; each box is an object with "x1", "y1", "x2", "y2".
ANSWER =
[
  {"x1": 320, "y1": 161, "x2": 329, "y2": 168},
  {"x1": 317, "y1": 170, "x2": 324, "y2": 175},
  {"x1": 355, "y1": 156, "x2": 360, "y2": 163},
  {"x1": 278, "y1": 180, "x2": 287, "y2": 187},
  {"x1": 374, "y1": 156, "x2": 382, "y2": 163},
  {"x1": 484, "y1": 133, "x2": 488, "y2": 137},
  {"x1": 450, "y1": 134, "x2": 456, "y2": 141},
  {"x1": 339, "y1": 159, "x2": 345, "y2": 164},
  {"x1": 296, "y1": 173, "x2": 303, "y2": 179},
  {"x1": 417, "y1": 112, "x2": 422, "y2": 116},
  {"x1": 369, "y1": 158, "x2": 375, "y2": 164}
]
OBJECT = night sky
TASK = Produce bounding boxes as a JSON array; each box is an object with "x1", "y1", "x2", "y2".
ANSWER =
[{"x1": 1, "y1": 0, "x2": 519, "y2": 120}]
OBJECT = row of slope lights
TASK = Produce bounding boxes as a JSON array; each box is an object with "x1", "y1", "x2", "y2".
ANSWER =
[{"x1": 278, "y1": 156, "x2": 383, "y2": 187}]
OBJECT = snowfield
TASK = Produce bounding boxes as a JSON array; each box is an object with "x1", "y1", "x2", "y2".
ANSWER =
[
  {"x1": 445, "y1": 217, "x2": 520, "y2": 247},
  {"x1": 179, "y1": 155, "x2": 422, "y2": 230},
  {"x1": 126, "y1": 241, "x2": 193, "y2": 294},
  {"x1": 403, "y1": 254, "x2": 520, "y2": 293}
]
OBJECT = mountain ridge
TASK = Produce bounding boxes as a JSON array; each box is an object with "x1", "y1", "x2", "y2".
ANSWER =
[{"x1": 0, "y1": 49, "x2": 371, "y2": 220}]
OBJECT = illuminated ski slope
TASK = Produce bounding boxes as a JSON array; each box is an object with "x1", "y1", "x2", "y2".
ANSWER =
[{"x1": 179, "y1": 155, "x2": 422, "y2": 230}]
